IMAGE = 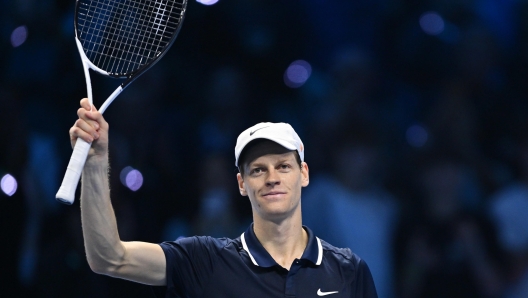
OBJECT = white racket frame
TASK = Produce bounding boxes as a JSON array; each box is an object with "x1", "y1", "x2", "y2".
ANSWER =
[
  {"x1": 55, "y1": 37, "x2": 123, "y2": 204},
  {"x1": 56, "y1": 0, "x2": 187, "y2": 204}
]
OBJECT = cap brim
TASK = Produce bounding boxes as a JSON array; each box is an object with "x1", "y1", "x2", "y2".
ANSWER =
[{"x1": 235, "y1": 136, "x2": 298, "y2": 167}]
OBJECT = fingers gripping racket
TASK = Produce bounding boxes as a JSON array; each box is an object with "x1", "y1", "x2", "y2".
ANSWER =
[{"x1": 56, "y1": 0, "x2": 187, "y2": 204}]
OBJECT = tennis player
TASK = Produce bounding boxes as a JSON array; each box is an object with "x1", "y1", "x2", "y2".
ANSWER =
[{"x1": 71, "y1": 98, "x2": 378, "y2": 297}]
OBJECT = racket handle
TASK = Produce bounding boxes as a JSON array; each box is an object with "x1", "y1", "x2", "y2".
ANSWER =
[{"x1": 56, "y1": 139, "x2": 92, "y2": 204}]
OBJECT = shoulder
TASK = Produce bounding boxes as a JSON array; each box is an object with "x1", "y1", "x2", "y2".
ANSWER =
[
  {"x1": 155, "y1": 236, "x2": 245, "y2": 298},
  {"x1": 159, "y1": 236, "x2": 245, "y2": 279},
  {"x1": 160, "y1": 236, "x2": 243, "y2": 260},
  {"x1": 319, "y1": 238, "x2": 373, "y2": 277},
  {"x1": 320, "y1": 238, "x2": 361, "y2": 265},
  {"x1": 160, "y1": 235, "x2": 243, "y2": 256}
]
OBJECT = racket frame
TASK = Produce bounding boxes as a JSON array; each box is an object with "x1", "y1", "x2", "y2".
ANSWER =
[{"x1": 56, "y1": 0, "x2": 187, "y2": 204}]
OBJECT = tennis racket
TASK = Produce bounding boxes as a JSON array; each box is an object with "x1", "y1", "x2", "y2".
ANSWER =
[{"x1": 56, "y1": 0, "x2": 188, "y2": 204}]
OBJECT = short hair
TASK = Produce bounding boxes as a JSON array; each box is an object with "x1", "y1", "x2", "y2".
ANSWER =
[{"x1": 238, "y1": 139, "x2": 302, "y2": 177}]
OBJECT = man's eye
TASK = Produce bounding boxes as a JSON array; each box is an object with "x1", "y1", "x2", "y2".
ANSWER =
[
  {"x1": 251, "y1": 168, "x2": 262, "y2": 175},
  {"x1": 279, "y1": 164, "x2": 291, "y2": 170}
]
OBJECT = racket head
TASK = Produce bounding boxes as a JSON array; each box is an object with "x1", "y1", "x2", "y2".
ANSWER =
[{"x1": 74, "y1": 0, "x2": 187, "y2": 78}]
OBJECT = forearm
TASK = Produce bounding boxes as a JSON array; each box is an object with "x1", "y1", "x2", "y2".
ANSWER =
[
  {"x1": 71, "y1": 101, "x2": 166, "y2": 283},
  {"x1": 80, "y1": 155, "x2": 126, "y2": 273}
]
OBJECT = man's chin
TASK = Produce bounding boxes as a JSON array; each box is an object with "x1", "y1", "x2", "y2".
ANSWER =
[{"x1": 258, "y1": 208, "x2": 296, "y2": 222}]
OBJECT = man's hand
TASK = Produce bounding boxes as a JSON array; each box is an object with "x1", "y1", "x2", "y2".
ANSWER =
[{"x1": 69, "y1": 98, "x2": 109, "y2": 159}]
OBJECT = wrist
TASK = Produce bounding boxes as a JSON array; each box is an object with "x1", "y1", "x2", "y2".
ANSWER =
[{"x1": 84, "y1": 154, "x2": 109, "y2": 170}]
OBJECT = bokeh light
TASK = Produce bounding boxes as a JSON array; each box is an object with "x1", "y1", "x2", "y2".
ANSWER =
[
  {"x1": 406, "y1": 124, "x2": 428, "y2": 148},
  {"x1": 197, "y1": 0, "x2": 219, "y2": 5},
  {"x1": 120, "y1": 166, "x2": 143, "y2": 191},
  {"x1": 126, "y1": 170, "x2": 143, "y2": 191},
  {"x1": 1, "y1": 174, "x2": 18, "y2": 196},
  {"x1": 284, "y1": 60, "x2": 312, "y2": 88},
  {"x1": 10, "y1": 26, "x2": 28, "y2": 47},
  {"x1": 419, "y1": 12, "x2": 445, "y2": 35},
  {"x1": 120, "y1": 166, "x2": 133, "y2": 186}
]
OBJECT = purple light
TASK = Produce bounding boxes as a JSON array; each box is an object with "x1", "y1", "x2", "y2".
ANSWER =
[
  {"x1": 120, "y1": 166, "x2": 143, "y2": 191},
  {"x1": 120, "y1": 166, "x2": 133, "y2": 186},
  {"x1": 284, "y1": 60, "x2": 312, "y2": 88},
  {"x1": 126, "y1": 169, "x2": 143, "y2": 191},
  {"x1": 11, "y1": 26, "x2": 28, "y2": 48},
  {"x1": 1, "y1": 174, "x2": 18, "y2": 196},
  {"x1": 406, "y1": 125, "x2": 428, "y2": 148},
  {"x1": 419, "y1": 12, "x2": 445, "y2": 35},
  {"x1": 197, "y1": 0, "x2": 219, "y2": 5}
]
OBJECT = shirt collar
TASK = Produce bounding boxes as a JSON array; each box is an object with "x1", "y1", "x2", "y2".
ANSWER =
[{"x1": 240, "y1": 223, "x2": 323, "y2": 267}]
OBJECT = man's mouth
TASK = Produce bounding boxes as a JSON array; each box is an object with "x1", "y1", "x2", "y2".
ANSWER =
[{"x1": 262, "y1": 191, "x2": 286, "y2": 198}]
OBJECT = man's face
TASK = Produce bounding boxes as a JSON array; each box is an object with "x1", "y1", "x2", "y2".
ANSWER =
[{"x1": 236, "y1": 142, "x2": 309, "y2": 222}]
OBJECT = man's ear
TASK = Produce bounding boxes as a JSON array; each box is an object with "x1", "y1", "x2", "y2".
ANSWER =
[
  {"x1": 236, "y1": 173, "x2": 248, "y2": 196},
  {"x1": 301, "y1": 162, "x2": 309, "y2": 187}
]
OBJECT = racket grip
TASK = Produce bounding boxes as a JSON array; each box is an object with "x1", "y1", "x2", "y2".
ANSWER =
[{"x1": 56, "y1": 139, "x2": 92, "y2": 204}]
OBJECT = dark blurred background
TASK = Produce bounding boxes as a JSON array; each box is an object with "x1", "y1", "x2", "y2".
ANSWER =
[{"x1": 2, "y1": 0, "x2": 528, "y2": 297}]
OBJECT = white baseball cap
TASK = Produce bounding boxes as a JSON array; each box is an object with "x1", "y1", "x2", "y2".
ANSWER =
[{"x1": 235, "y1": 122, "x2": 304, "y2": 167}]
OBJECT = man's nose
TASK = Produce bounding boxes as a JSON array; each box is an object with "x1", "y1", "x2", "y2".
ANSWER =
[{"x1": 266, "y1": 169, "x2": 281, "y2": 186}]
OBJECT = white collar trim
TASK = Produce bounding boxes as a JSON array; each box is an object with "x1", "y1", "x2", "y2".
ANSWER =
[
  {"x1": 241, "y1": 232, "x2": 323, "y2": 266},
  {"x1": 241, "y1": 232, "x2": 259, "y2": 266},
  {"x1": 316, "y1": 237, "x2": 323, "y2": 265}
]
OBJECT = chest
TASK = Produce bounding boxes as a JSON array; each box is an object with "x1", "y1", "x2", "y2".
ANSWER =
[{"x1": 200, "y1": 259, "x2": 353, "y2": 298}]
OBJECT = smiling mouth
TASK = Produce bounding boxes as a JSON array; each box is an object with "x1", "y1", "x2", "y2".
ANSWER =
[{"x1": 262, "y1": 192, "x2": 286, "y2": 198}]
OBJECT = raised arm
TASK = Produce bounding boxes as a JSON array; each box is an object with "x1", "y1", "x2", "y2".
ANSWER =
[{"x1": 71, "y1": 98, "x2": 166, "y2": 285}]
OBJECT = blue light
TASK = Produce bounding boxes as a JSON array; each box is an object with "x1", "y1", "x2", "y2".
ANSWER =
[
  {"x1": 419, "y1": 12, "x2": 445, "y2": 36},
  {"x1": 406, "y1": 124, "x2": 428, "y2": 148},
  {"x1": 284, "y1": 60, "x2": 312, "y2": 88},
  {"x1": 11, "y1": 26, "x2": 28, "y2": 47},
  {"x1": 120, "y1": 166, "x2": 133, "y2": 186}
]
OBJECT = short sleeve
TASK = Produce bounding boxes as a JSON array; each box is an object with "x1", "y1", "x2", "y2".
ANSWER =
[
  {"x1": 158, "y1": 236, "x2": 227, "y2": 297},
  {"x1": 353, "y1": 259, "x2": 378, "y2": 298}
]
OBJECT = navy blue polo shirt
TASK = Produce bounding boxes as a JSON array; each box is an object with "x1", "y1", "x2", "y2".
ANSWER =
[{"x1": 155, "y1": 224, "x2": 378, "y2": 298}]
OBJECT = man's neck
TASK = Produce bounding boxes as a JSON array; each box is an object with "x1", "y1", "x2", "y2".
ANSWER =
[{"x1": 252, "y1": 215, "x2": 308, "y2": 270}]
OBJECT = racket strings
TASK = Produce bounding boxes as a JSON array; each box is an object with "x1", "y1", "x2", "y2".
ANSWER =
[
  {"x1": 82, "y1": 1, "x2": 181, "y2": 56},
  {"x1": 77, "y1": 0, "x2": 185, "y2": 76},
  {"x1": 81, "y1": 0, "x2": 181, "y2": 71},
  {"x1": 100, "y1": 0, "x2": 179, "y2": 69}
]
